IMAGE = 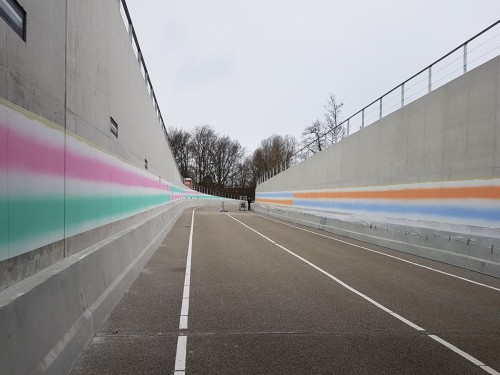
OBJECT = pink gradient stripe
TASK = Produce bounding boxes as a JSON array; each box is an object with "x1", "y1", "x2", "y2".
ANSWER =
[{"x1": 0, "y1": 125, "x2": 169, "y2": 191}]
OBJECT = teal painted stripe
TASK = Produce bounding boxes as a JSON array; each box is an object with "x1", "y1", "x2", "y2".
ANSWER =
[
  {"x1": 0, "y1": 193, "x2": 172, "y2": 249},
  {"x1": 65, "y1": 194, "x2": 171, "y2": 230},
  {"x1": 171, "y1": 185, "x2": 185, "y2": 193},
  {"x1": 4, "y1": 196, "x2": 64, "y2": 247},
  {"x1": 0, "y1": 198, "x2": 8, "y2": 255}
]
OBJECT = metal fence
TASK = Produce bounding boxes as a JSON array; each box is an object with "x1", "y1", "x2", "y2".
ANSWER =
[
  {"x1": 257, "y1": 20, "x2": 500, "y2": 185},
  {"x1": 119, "y1": 0, "x2": 168, "y2": 141}
]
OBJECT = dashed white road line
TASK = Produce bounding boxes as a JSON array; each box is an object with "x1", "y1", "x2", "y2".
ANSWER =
[
  {"x1": 174, "y1": 335, "x2": 187, "y2": 375},
  {"x1": 174, "y1": 208, "x2": 196, "y2": 374},
  {"x1": 227, "y1": 213, "x2": 499, "y2": 375},
  {"x1": 256, "y1": 213, "x2": 500, "y2": 293}
]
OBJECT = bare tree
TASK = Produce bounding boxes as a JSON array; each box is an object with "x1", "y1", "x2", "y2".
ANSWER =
[
  {"x1": 324, "y1": 94, "x2": 344, "y2": 144},
  {"x1": 210, "y1": 136, "x2": 244, "y2": 191},
  {"x1": 189, "y1": 125, "x2": 217, "y2": 185},
  {"x1": 251, "y1": 134, "x2": 297, "y2": 184},
  {"x1": 301, "y1": 119, "x2": 326, "y2": 154},
  {"x1": 167, "y1": 126, "x2": 191, "y2": 178}
]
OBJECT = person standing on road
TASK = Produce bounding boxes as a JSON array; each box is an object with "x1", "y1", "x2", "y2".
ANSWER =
[{"x1": 247, "y1": 197, "x2": 252, "y2": 211}]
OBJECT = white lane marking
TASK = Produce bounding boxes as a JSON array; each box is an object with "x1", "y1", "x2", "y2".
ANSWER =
[
  {"x1": 429, "y1": 335, "x2": 484, "y2": 366},
  {"x1": 181, "y1": 298, "x2": 190, "y2": 316},
  {"x1": 256, "y1": 213, "x2": 500, "y2": 293},
  {"x1": 178, "y1": 208, "x2": 196, "y2": 330},
  {"x1": 174, "y1": 208, "x2": 196, "y2": 374},
  {"x1": 390, "y1": 313, "x2": 425, "y2": 331},
  {"x1": 228, "y1": 213, "x2": 499, "y2": 374},
  {"x1": 227, "y1": 214, "x2": 421, "y2": 330},
  {"x1": 174, "y1": 335, "x2": 187, "y2": 372},
  {"x1": 179, "y1": 316, "x2": 188, "y2": 330},
  {"x1": 429, "y1": 336, "x2": 500, "y2": 374}
]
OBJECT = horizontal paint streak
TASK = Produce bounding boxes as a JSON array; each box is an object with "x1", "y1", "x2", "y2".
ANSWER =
[
  {"x1": 256, "y1": 198, "x2": 294, "y2": 206},
  {"x1": 3, "y1": 196, "x2": 64, "y2": 248},
  {"x1": 293, "y1": 199, "x2": 500, "y2": 221},
  {"x1": 171, "y1": 185, "x2": 186, "y2": 194},
  {"x1": 0, "y1": 194, "x2": 172, "y2": 247},
  {"x1": 1, "y1": 126, "x2": 166, "y2": 190},
  {"x1": 256, "y1": 192, "x2": 294, "y2": 199},
  {"x1": 0, "y1": 124, "x2": 64, "y2": 175},
  {"x1": 294, "y1": 186, "x2": 500, "y2": 200}
]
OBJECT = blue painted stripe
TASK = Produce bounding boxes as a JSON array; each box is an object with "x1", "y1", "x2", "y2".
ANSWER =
[
  {"x1": 256, "y1": 192, "x2": 293, "y2": 199},
  {"x1": 293, "y1": 200, "x2": 500, "y2": 221}
]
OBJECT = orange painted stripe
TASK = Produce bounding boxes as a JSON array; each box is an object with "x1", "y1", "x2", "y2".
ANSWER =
[
  {"x1": 256, "y1": 198, "x2": 294, "y2": 205},
  {"x1": 294, "y1": 186, "x2": 500, "y2": 200}
]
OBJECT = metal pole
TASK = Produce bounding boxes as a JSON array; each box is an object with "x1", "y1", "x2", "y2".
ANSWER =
[
  {"x1": 361, "y1": 109, "x2": 365, "y2": 128},
  {"x1": 463, "y1": 43, "x2": 468, "y2": 74},
  {"x1": 428, "y1": 66, "x2": 432, "y2": 93},
  {"x1": 379, "y1": 98, "x2": 382, "y2": 120},
  {"x1": 347, "y1": 118, "x2": 350, "y2": 136},
  {"x1": 401, "y1": 83, "x2": 405, "y2": 107}
]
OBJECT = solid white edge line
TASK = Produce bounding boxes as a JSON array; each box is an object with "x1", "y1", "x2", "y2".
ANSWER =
[
  {"x1": 429, "y1": 335, "x2": 484, "y2": 366},
  {"x1": 390, "y1": 313, "x2": 425, "y2": 331},
  {"x1": 226, "y1": 213, "x2": 413, "y2": 328},
  {"x1": 228, "y1": 213, "x2": 500, "y2": 374},
  {"x1": 483, "y1": 366, "x2": 500, "y2": 375},
  {"x1": 257, "y1": 213, "x2": 500, "y2": 293},
  {"x1": 174, "y1": 335, "x2": 187, "y2": 371}
]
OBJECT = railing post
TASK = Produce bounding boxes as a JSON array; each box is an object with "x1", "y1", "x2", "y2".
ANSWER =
[
  {"x1": 347, "y1": 118, "x2": 350, "y2": 136},
  {"x1": 379, "y1": 98, "x2": 382, "y2": 120},
  {"x1": 428, "y1": 65, "x2": 432, "y2": 93},
  {"x1": 361, "y1": 109, "x2": 365, "y2": 128},
  {"x1": 463, "y1": 43, "x2": 468, "y2": 74},
  {"x1": 401, "y1": 83, "x2": 405, "y2": 107}
]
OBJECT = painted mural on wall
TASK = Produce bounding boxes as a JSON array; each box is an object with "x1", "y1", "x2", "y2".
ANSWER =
[
  {"x1": 256, "y1": 179, "x2": 500, "y2": 228},
  {"x1": 0, "y1": 100, "x2": 208, "y2": 262}
]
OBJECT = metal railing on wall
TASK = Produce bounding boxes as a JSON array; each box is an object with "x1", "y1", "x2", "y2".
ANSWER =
[
  {"x1": 257, "y1": 20, "x2": 500, "y2": 186},
  {"x1": 118, "y1": 0, "x2": 168, "y2": 140},
  {"x1": 192, "y1": 184, "x2": 239, "y2": 200}
]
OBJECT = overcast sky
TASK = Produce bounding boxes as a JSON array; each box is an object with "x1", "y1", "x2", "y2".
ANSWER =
[{"x1": 126, "y1": 1, "x2": 500, "y2": 152}]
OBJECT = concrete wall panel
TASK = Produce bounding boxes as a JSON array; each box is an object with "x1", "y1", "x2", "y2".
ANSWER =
[
  {"x1": 466, "y1": 58, "x2": 497, "y2": 173},
  {"x1": 405, "y1": 98, "x2": 426, "y2": 182},
  {"x1": 6, "y1": 0, "x2": 66, "y2": 125},
  {"x1": 0, "y1": 104, "x2": 7, "y2": 262},
  {"x1": 0, "y1": 22, "x2": 6, "y2": 99}
]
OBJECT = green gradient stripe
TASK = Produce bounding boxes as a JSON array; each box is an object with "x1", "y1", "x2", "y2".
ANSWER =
[
  {"x1": 0, "y1": 194, "x2": 172, "y2": 247},
  {"x1": 171, "y1": 185, "x2": 186, "y2": 193}
]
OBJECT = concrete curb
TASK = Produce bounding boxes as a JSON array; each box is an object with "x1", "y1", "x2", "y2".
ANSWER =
[
  {"x1": 254, "y1": 204, "x2": 500, "y2": 279},
  {"x1": 0, "y1": 199, "x2": 219, "y2": 375}
]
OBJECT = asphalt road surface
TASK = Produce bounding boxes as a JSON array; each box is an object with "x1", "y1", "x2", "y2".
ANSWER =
[{"x1": 72, "y1": 204, "x2": 500, "y2": 374}]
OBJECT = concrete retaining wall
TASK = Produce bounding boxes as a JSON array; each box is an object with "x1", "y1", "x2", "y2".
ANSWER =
[
  {"x1": 0, "y1": 199, "x2": 219, "y2": 375},
  {"x1": 0, "y1": 99, "x2": 213, "y2": 291},
  {"x1": 0, "y1": 0, "x2": 180, "y2": 182}
]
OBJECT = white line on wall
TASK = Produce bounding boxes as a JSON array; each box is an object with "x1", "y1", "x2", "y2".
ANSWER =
[{"x1": 227, "y1": 213, "x2": 499, "y2": 375}]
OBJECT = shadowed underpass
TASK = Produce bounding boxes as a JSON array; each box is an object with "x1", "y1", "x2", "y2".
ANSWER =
[{"x1": 71, "y1": 204, "x2": 500, "y2": 374}]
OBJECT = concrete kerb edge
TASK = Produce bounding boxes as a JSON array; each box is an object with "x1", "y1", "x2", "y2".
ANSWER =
[
  {"x1": 254, "y1": 205, "x2": 500, "y2": 279},
  {"x1": 0, "y1": 199, "x2": 217, "y2": 375}
]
